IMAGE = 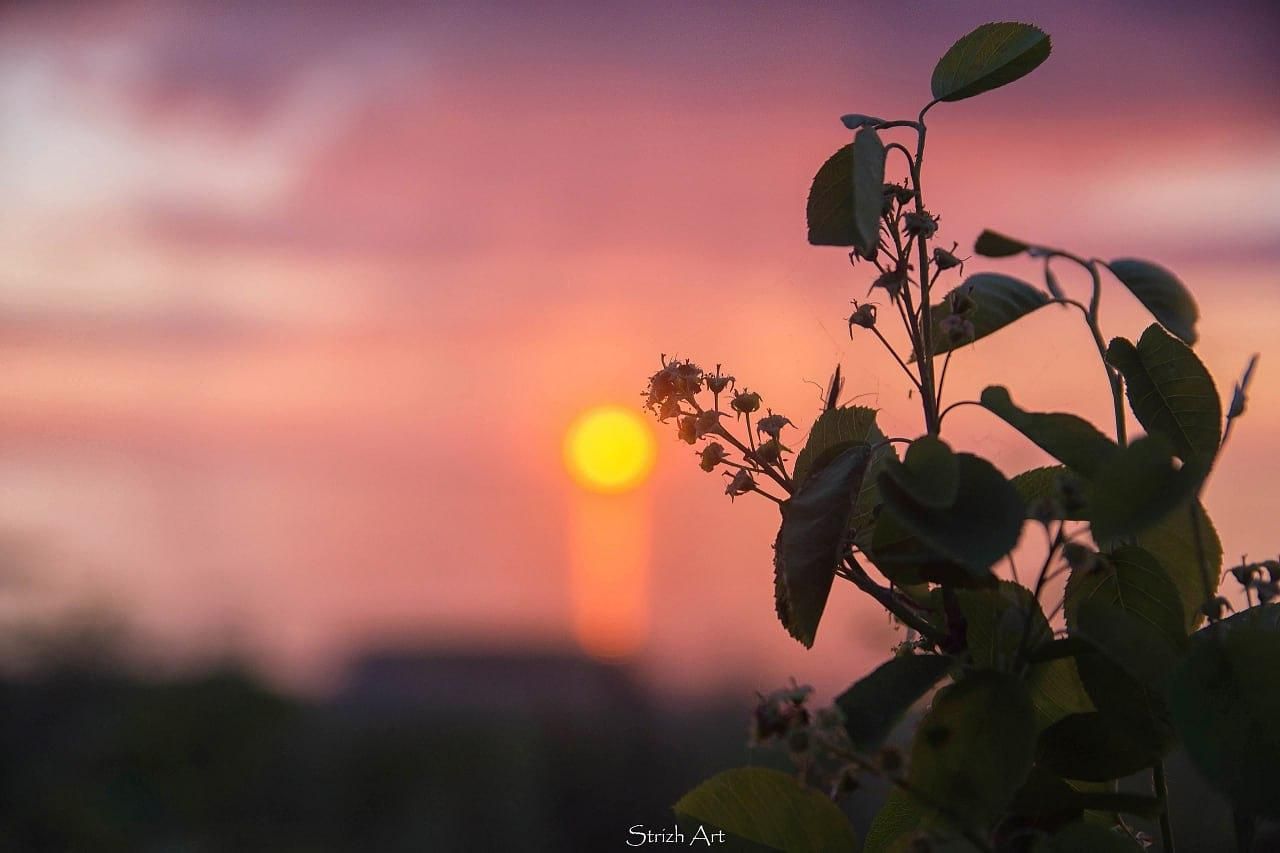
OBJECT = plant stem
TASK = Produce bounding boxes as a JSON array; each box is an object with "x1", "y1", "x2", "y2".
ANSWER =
[
  {"x1": 1153, "y1": 760, "x2": 1176, "y2": 853},
  {"x1": 937, "y1": 398, "x2": 984, "y2": 427},
  {"x1": 841, "y1": 554, "x2": 945, "y2": 645},
  {"x1": 909, "y1": 109, "x2": 941, "y2": 435},
  {"x1": 1044, "y1": 254, "x2": 1126, "y2": 445},
  {"x1": 1015, "y1": 523, "x2": 1063, "y2": 669},
  {"x1": 869, "y1": 326, "x2": 924, "y2": 391}
]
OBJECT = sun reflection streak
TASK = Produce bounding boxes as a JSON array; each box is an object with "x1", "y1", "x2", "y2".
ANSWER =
[{"x1": 567, "y1": 489, "x2": 651, "y2": 660}]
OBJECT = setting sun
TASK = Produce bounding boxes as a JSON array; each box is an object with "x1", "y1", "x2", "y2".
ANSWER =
[{"x1": 564, "y1": 406, "x2": 657, "y2": 494}]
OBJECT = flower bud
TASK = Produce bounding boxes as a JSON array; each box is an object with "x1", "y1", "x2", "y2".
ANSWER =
[
  {"x1": 872, "y1": 268, "x2": 906, "y2": 300},
  {"x1": 657, "y1": 397, "x2": 682, "y2": 423},
  {"x1": 755, "y1": 438, "x2": 788, "y2": 466},
  {"x1": 706, "y1": 366, "x2": 735, "y2": 396},
  {"x1": 1256, "y1": 580, "x2": 1280, "y2": 604},
  {"x1": 1199, "y1": 596, "x2": 1233, "y2": 621},
  {"x1": 756, "y1": 412, "x2": 794, "y2": 441},
  {"x1": 698, "y1": 442, "x2": 728, "y2": 472},
  {"x1": 724, "y1": 468, "x2": 756, "y2": 500},
  {"x1": 904, "y1": 210, "x2": 938, "y2": 239},
  {"x1": 850, "y1": 243, "x2": 879, "y2": 264},
  {"x1": 848, "y1": 302, "x2": 878, "y2": 334},
  {"x1": 677, "y1": 415, "x2": 697, "y2": 445},
  {"x1": 1230, "y1": 562, "x2": 1260, "y2": 587},
  {"x1": 644, "y1": 355, "x2": 704, "y2": 414},
  {"x1": 932, "y1": 246, "x2": 963, "y2": 271},
  {"x1": 695, "y1": 410, "x2": 723, "y2": 439},
  {"x1": 730, "y1": 389, "x2": 762, "y2": 416}
]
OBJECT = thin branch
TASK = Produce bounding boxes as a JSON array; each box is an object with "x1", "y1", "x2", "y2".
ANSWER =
[
  {"x1": 869, "y1": 326, "x2": 924, "y2": 391},
  {"x1": 1016, "y1": 523, "x2": 1063, "y2": 669},
  {"x1": 841, "y1": 554, "x2": 945, "y2": 645},
  {"x1": 937, "y1": 399, "x2": 984, "y2": 426},
  {"x1": 935, "y1": 349, "x2": 954, "y2": 410}
]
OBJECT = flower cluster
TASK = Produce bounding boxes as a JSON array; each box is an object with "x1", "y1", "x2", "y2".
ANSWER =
[
  {"x1": 750, "y1": 681, "x2": 903, "y2": 801},
  {"x1": 642, "y1": 356, "x2": 795, "y2": 502}
]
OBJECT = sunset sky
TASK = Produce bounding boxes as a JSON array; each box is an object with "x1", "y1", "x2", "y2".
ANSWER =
[{"x1": 0, "y1": 0, "x2": 1277, "y2": 699}]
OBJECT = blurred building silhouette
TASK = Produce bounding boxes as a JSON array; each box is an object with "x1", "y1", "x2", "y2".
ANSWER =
[{"x1": 333, "y1": 647, "x2": 645, "y2": 721}]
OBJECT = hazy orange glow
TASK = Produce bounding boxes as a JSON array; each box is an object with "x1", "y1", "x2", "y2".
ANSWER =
[{"x1": 565, "y1": 406, "x2": 657, "y2": 494}]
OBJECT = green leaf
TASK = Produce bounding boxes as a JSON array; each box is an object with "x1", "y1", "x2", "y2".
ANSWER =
[
  {"x1": 882, "y1": 435, "x2": 958, "y2": 509},
  {"x1": 806, "y1": 144, "x2": 854, "y2": 247},
  {"x1": 840, "y1": 113, "x2": 884, "y2": 129},
  {"x1": 1076, "y1": 597, "x2": 1182, "y2": 691},
  {"x1": 974, "y1": 229, "x2": 1030, "y2": 257},
  {"x1": 863, "y1": 788, "x2": 923, "y2": 853},
  {"x1": 851, "y1": 127, "x2": 887, "y2": 258},
  {"x1": 805, "y1": 129, "x2": 885, "y2": 259},
  {"x1": 674, "y1": 767, "x2": 858, "y2": 853},
  {"x1": 1106, "y1": 259, "x2": 1199, "y2": 345},
  {"x1": 957, "y1": 582, "x2": 1051, "y2": 671},
  {"x1": 1033, "y1": 821, "x2": 1145, "y2": 852},
  {"x1": 1137, "y1": 501, "x2": 1222, "y2": 632},
  {"x1": 1073, "y1": 645, "x2": 1175, "y2": 759},
  {"x1": 1169, "y1": 604, "x2": 1280, "y2": 818},
  {"x1": 1036, "y1": 711, "x2": 1165, "y2": 781},
  {"x1": 867, "y1": 510, "x2": 975, "y2": 588},
  {"x1": 923, "y1": 274, "x2": 1051, "y2": 357},
  {"x1": 835, "y1": 654, "x2": 952, "y2": 751},
  {"x1": 1064, "y1": 545, "x2": 1187, "y2": 688},
  {"x1": 1064, "y1": 546, "x2": 1185, "y2": 753},
  {"x1": 863, "y1": 795, "x2": 986, "y2": 852},
  {"x1": 980, "y1": 387, "x2": 1119, "y2": 478},
  {"x1": 909, "y1": 671, "x2": 1037, "y2": 827},
  {"x1": 1011, "y1": 466, "x2": 1092, "y2": 521},
  {"x1": 1106, "y1": 324, "x2": 1221, "y2": 464},
  {"x1": 1088, "y1": 435, "x2": 1203, "y2": 542},
  {"x1": 773, "y1": 445, "x2": 871, "y2": 647},
  {"x1": 793, "y1": 406, "x2": 885, "y2": 486},
  {"x1": 956, "y1": 592, "x2": 1095, "y2": 734},
  {"x1": 877, "y1": 441, "x2": 1024, "y2": 580},
  {"x1": 792, "y1": 406, "x2": 893, "y2": 553},
  {"x1": 931, "y1": 22, "x2": 1052, "y2": 102},
  {"x1": 1027, "y1": 653, "x2": 1095, "y2": 731}
]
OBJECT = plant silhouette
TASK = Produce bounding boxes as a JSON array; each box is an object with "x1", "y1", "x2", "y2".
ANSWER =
[{"x1": 645, "y1": 22, "x2": 1276, "y2": 853}]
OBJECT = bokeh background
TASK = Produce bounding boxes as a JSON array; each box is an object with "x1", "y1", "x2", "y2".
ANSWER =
[{"x1": 0, "y1": 0, "x2": 1277, "y2": 849}]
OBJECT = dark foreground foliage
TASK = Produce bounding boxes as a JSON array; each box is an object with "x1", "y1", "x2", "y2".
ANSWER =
[{"x1": 650, "y1": 21, "x2": 1277, "y2": 853}]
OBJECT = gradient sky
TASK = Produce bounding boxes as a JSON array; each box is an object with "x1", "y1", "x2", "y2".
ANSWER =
[{"x1": 0, "y1": 0, "x2": 1277, "y2": 699}]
